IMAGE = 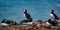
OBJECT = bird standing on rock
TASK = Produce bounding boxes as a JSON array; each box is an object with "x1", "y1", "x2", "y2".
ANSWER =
[
  {"x1": 50, "y1": 10, "x2": 59, "y2": 21},
  {"x1": 21, "y1": 9, "x2": 33, "y2": 24}
]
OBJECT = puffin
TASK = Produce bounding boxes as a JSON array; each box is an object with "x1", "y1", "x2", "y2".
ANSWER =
[
  {"x1": 50, "y1": 10, "x2": 59, "y2": 20},
  {"x1": 0, "y1": 19, "x2": 17, "y2": 26},
  {"x1": 21, "y1": 9, "x2": 33, "y2": 23},
  {"x1": 46, "y1": 19, "x2": 57, "y2": 26},
  {"x1": 0, "y1": 19, "x2": 9, "y2": 26}
]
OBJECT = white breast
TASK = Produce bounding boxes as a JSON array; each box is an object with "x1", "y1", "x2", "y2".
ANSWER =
[
  {"x1": 50, "y1": 14, "x2": 55, "y2": 18},
  {"x1": 0, "y1": 23, "x2": 9, "y2": 26},
  {"x1": 22, "y1": 22, "x2": 33, "y2": 24},
  {"x1": 46, "y1": 22, "x2": 51, "y2": 25},
  {"x1": 23, "y1": 14, "x2": 26, "y2": 17},
  {"x1": 50, "y1": 14, "x2": 54, "y2": 17}
]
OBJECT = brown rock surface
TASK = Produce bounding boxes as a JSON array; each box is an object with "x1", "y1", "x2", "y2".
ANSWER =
[{"x1": 0, "y1": 21, "x2": 60, "y2": 30}]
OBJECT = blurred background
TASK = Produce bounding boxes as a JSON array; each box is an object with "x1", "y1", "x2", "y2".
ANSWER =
[{"x1": 0, "y1": 0, "x2": 60, "y2": 23}]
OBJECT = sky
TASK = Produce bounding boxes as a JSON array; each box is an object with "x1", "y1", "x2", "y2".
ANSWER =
[{"x1": 0, "y1": 0, "x2": 60, "y2": 22}]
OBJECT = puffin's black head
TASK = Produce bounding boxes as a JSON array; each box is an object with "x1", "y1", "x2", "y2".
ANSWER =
[
  {"x1": 51, "y1": 10, "x2": 54, "y2": 14},
  {"x1": 23, "y1": 9, "x2": 27, "y2": 13},
  {"x1": 48, "y1": 19, "x2": 51, "y2": 22},
  {"x1": 1, "y1": 19, "x2": 7, "y2": 23}
]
